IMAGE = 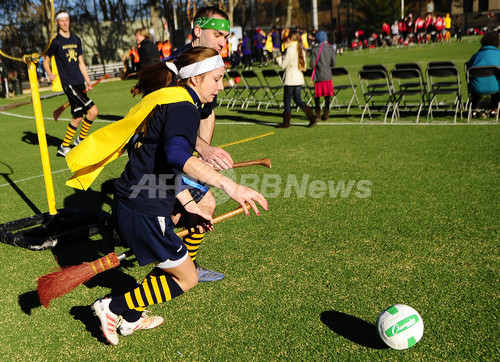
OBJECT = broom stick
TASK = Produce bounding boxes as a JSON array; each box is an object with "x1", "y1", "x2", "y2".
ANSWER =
[
  {"x1": 52, "y1": 74, "x2": 110, "y2": 121},
  {"x1": 37, "y1": 204, "x2": 248, "y2": 308}
]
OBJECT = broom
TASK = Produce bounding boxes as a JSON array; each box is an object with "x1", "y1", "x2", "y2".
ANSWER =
[
  {"x1": 37, "y1": 204, "x2": 248, "y2": 308},
  {"x1": 52, "y1": 74, "x2": 110, "y2": 121}
]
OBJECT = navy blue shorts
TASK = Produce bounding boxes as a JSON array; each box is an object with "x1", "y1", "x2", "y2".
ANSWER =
[{"x1": 113, "y1": 198, "x2": 188, "y2": 266}]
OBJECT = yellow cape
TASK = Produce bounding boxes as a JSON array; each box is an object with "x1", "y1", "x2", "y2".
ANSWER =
[{"x1": 65, "y1": 87, "x2": 194, "y2": 190}]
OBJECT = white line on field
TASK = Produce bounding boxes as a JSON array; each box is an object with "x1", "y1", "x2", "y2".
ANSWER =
[
  {"x1": 2, "y1": 110, "x2": 496, "y2": 126},
  {"x1": 0, "y1": 168, "x2": 69, "y2": 188},
  {"x1": 0, "y1": 111, "x2": 115, "y2": 123}
]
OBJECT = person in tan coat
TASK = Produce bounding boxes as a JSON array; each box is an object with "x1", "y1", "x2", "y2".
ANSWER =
[{"x1": 276, "y1": 31, "x2": 318, "y2": 128}]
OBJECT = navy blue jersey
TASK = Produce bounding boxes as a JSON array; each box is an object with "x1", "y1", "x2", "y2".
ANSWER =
[
  {"x1": 46, "y1": 33, "x2": 85, "y2": 87},
  {"x1": 114, "y1": 87, "x2": 202, "y2": 216},
  {"x1": 165, "y1": 42, "x2": 217, "y2": 119}
]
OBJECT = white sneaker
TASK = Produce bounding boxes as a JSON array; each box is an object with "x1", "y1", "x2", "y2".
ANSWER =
[
  {"x1": 91, "y1": 298, "x2": 121, "y2": 345},
  {"x1": 57, "y1": 145, "x2": 71, "y2": 157},
  {"x1": 73, "y1": 137, "x2": 83, "y2": 146},
  {"x1": 118, "y1": 312, "x2": 164, "y2": 336}
]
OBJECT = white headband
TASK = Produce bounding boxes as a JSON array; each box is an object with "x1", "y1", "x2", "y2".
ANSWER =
[
  {"x1": 56, "y1": 12, "x2": 70, "y2": 20},
  {"x1": 165, "y1": 55, "x2": 225, "y2": 79}
]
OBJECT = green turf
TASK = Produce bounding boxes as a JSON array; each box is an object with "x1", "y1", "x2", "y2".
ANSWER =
[{"x1": 0, "y1": 39, "x2": 498, "y2": 360}]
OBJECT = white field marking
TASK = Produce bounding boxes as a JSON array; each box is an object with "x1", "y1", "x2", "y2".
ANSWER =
[
  {"x1": 0, "y1": 111, "x2": 115, "y2": 123},
  {"x1": 215, "y1": 121, "x2": 497, "y2": 126},
  {"x1": 0, "y1": 168, "x2": 69, "y2": 188},
  {"x1": 0, "y1": 132, "x2": 274, "y2": 188},
  {"x1": 2, "y1": 110, "x2": 494, "y2": 126}
]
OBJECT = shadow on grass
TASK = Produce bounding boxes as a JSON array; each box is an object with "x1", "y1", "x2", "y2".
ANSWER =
[
  {"x1": 17, "y1": 188, "x2": 141, "y2": 316},
  {"x1": 21, "y1": 131, "x2": 62, "y2": 147},
  {"x1": 0, "y1": 161, "x2": 41, "y2": 214},
  {"x1": 70, "y1": 304, "x2": 110, "y2": 344},
  {"x1": 320, "y1": 310, "x2": 388, "y2": 349}
]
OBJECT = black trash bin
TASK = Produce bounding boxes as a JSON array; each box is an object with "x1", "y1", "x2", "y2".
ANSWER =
[{"x1": 13, "y1": 79, "x2": 22, "y2": 95}]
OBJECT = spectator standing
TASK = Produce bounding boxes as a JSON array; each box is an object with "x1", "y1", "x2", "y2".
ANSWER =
[
  {"x1": 276, "y1": 31, "x2": 318, "y2": 128},
  {"x1": 309, "y1": 31, "x2": 336, "y2": 121},
  {"x1": 424, "y1": 13, "x2": 434, "y2": 43},
  {"x1": 381, "y1": 22, "x2": 391, "y2": 45},
  {"x1": 134, "y1": 28, "x2": 161, "y2": 70},
  {"x1": 228, "y1": 32, "x2": 240, "y2": 67},
  {"x1": 454, "y1": 16, "x2": 463, "y2": 42},
  {"x1": 253, "y1": 28, "x2": 266, "y2": 67},
  {"x1": 466, "y1": 31, "x2": 500, "y2": 117},
  {"x1": 128, "y1": 46, "x2": 139, "y2": 73},
  {"x1": 43, "y1": 11, "x2": 98, "y2": 157},
  {"x1": 91, "y1": 53, "x2": 99, "y2": 65},
  {"x1": 0, "y1": 57, "x2": 9, "y2": 98},
  {"x1": 444, "y1": 13, "x2": 452, "y2": 42},
  {"x1": 161, "y1": 40, "x2": 172, "y2": 59},
  {"x1": 242, "y1": 32, "x2": 253, "y2": 70},
  {"x1": 415, "y1": 16, "x2": 425, "y2": 44},
  {"x1": 270, "y1": 26, "x2": 282, "y2": 62},
  {"x1": 391, "y1": 21, "x2": 399, "y2": 46},
  {"x1": 435, "y1": 15, "x2": 444, "y2": 42}
]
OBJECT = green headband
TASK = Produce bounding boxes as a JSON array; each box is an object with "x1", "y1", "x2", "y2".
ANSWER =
[{"x1": 193, "y1": 17, "x2": 230, "y2": 32}]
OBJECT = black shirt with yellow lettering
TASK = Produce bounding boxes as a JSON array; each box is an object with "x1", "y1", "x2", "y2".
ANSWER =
[{"x1": 46, "y1": 33, "x2": 85, "y2": 87}]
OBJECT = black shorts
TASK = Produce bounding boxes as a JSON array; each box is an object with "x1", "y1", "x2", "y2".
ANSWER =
[{"x1": 63, "y1": 84, "x2": 95, "y2": 118}]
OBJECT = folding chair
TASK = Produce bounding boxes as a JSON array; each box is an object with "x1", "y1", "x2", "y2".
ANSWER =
[
  {"x1": 361, "y1": 64, "x2": 391, "y2": 91},
  {"x1": 331, "y1": 66, "x2": 361, "y2": 113},
  {"x1": 390, "y1": 68, "x2": 427, "y2": 123},
  {"x1": 358, "y1": 69, "x2": 394, "y2": 122},
  {"x1": 241, "y1": 70, "x2": 265, "y2": 109},
  {"x1": 465, "y1": 65, "x2": 500, "y2": 123},
  {"x1": 226, "y1": 70, "x2": 247, "y2": 108},
  {"x1": 426, "y1": 63, "x2": 463, "y2": 123},
  {"x1": 218, "y1": 73, "x2": 235, "y2": 107},
  {"x1": 393, "y1": 63, "x2": 427, "y2": 101},
  {"x1": 261, "y1": 69, "x2": 284, "y2": 109}
]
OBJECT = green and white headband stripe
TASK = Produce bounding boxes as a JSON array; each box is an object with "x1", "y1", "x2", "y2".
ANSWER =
[
  {"x1": 193, "y1": 17, "x2": 230, "y2": 31},
  {"x1": 166, "y1": 55, "x2": 225, "y2": 79}
]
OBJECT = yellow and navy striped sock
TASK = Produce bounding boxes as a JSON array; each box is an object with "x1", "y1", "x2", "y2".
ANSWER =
[
  {"x1": 183, "y1": 232, "x2": 204, "y2": 263},
  {"x1": 109, "y1": 267, "x2": 184, "y2": 314},
  {"x1": 78, "y1": 117, "x2": 93, "y2": 140},
  {"x1": 62, "y1": 124, "x2": 77, "y2": 147}
]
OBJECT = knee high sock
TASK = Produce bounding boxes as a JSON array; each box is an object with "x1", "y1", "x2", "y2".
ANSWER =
[
  {"x1": 324, "y1": 96, "x2": 331, "y2": 110},
  {"x1": 183, "y1": 232, "x2": 204, "y2": 264},
  {"x1": 62, "y1": 124, "x2": 77, "y2": 147},
  {"x1": 314, "y1": 97, "x2": 321, "y2": 112},
  {"x1": 109, "y1": 267, "x2": 184, "y2": 322},
  {"x1": 78, "y1": 117, "x2": 93, "y2": 140}
]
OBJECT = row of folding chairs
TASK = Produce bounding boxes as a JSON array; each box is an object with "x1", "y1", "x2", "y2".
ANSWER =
[
  {"x1": 220, "y1": 67, "x2": 361, "y2": 113},
  {"x1": 358, "y1": 61, "x2": 499, "y2": 124},
  {"x1": 219, "y1": 63, "x2": 499, "y2": 124},
  {"x1": 358, "y1": 62, "x2": 465, "y2": 123},
  {"x1": 219, "y1": 69, "x2": 285, "y2": 110}
]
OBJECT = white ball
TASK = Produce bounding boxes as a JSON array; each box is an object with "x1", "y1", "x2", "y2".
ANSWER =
[{"x1": 376, "y1": 304, "x2": 424, "y2": 350}]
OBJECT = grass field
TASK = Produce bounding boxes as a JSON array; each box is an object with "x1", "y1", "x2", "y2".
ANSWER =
[{"x1": 0, "y1": 38, "x2": 498, "y2": 360}]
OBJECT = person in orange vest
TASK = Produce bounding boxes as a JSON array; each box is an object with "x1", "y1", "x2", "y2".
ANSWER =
[
  {"x1": 128, "y1": 45, "x2": 139, "y2": 72},
  {"x1": 220, "y1": 41, "x2": 229, "y2": 67},
  {"x1": 161, "y1": 40, "x2": 172, "y2": 59}
]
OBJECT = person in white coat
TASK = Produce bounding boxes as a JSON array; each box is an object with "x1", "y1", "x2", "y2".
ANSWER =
[{"x1": 276, "y1": 31, "x2": 318, "y2": 128}]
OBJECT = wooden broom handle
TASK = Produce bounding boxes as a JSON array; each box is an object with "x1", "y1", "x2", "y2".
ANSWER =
[
  {"x1": 117, "y1": 204, "x2": 248, "y2": 261},
  {"x1": 232, "y1": 158, "x2": 271, "y2": 169}
]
